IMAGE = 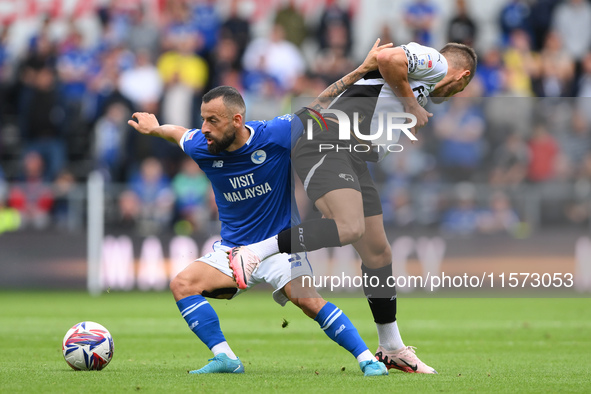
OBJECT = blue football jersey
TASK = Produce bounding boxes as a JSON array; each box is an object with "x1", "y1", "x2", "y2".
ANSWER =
[{"x1": 180, "y1": 114, "x2": 299, "y2": 247}]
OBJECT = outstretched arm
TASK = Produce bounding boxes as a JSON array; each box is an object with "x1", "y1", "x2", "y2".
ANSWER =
[
  {"x1": 127, "y1": 112, "x2": 188, "y2": 146},
  {"x1": 308, "y1": 38, "x2": 393, "y2": 111}
]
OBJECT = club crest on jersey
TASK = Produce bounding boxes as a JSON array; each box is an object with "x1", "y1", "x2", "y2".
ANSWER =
[
  {"x1": 251, "y1": 150, "x2": 266, "y2": 164},
  {"x1": 417, "y1": 54, "x2": 433, "y2": 70}
]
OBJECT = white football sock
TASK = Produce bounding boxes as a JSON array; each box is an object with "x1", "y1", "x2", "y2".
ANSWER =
[
  {"x1": 248, "y1": 235, "x2": 280, "y2": 260},
  {"x1": 356, "y1": 349, "x2": 377, "y2": 363},
  {"x1": 377, "y1": 321, "x2": 405, "y2": 351},
  {"x1": 211, "y1": 341, "x2": 237, "y2": 360}
]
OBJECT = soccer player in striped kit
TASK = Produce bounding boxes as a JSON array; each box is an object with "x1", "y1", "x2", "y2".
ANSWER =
[{"x1": 231, "y1": 41, "x2": 477, "y2": 374}]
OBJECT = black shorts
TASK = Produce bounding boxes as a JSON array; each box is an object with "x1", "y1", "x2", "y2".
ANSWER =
[{"x1": 292, "y1": 120, "x2": 382, "y2": 218}]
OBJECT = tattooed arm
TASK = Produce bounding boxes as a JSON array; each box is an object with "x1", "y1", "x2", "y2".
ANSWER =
[{"x1": 308, "y1": 39, "x2": 393, "y2": 111}]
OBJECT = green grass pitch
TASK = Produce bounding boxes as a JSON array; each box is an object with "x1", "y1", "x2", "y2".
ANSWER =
[{"x1": 1, "y1": 291, "x2": 590, "y2": 393}]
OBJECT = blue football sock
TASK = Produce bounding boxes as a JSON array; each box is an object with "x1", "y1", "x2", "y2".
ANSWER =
[
  {"x1": 176, "y1": 295, "x2": 226, "y2": 350},
  {"x1": 314, "y1": 302, "x2": 368, "y2": 358}
]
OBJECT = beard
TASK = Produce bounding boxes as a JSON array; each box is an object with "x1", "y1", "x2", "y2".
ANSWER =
[{"x1": 207, "y1": 128, "x2": 236, "y2": 154}]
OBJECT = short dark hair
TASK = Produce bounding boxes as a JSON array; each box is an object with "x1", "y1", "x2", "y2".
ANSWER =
[
  {"x1": 202, "y1": 86, "x2": 246, "y2": 116},
  {"x1": 440, "y1": 43, "x2": 478, "y2": 79}
]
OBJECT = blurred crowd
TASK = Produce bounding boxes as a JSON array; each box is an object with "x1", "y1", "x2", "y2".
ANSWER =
[{"x1": 0, "y1": 0, "x2": 590, "y2": 236}]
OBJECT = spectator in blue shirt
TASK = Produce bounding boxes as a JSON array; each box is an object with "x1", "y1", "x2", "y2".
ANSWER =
[{"x1": 404, "y1": 0, "x2": 437, "y2": 46}]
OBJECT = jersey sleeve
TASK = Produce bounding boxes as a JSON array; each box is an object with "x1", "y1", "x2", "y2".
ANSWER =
[
  {"x1": 400, "y1": 42, "x2": 447, "y2": 84},
  {"x1": 266, "y1": 113, "x2": 302, "y2": 150},
  {"x1": 179, "y1": 128, "x2": 201, "y2": 154}
]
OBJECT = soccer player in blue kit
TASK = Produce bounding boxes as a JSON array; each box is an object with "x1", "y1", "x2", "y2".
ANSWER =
[{"x1": 127, "y1": 40, "x2": 392, "y2": 376}]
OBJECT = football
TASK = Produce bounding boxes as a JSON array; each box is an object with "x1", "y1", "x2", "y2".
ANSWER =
[{"x1": 62, "y1": 321, "x2": 114, "y2": 371}]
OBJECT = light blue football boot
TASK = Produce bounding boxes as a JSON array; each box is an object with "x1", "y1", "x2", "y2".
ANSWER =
[
  {"x1": 189, "y1": 353, "x2": 245, "y2": 374},
  {"x1": 360, "y1": 359, "x2": 389, "y2": 376}
]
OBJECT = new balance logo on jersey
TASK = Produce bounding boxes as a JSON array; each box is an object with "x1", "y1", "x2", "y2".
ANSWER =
[{"x1": 212, "y1": 160, "x2": 224, "y2": 168}]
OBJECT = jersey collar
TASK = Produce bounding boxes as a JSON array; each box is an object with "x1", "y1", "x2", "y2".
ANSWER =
[{"x1": 244, "y1": 124, "x2": 255, "y2": 145}]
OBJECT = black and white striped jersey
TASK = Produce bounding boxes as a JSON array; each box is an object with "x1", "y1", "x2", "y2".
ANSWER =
[{"x1": 327, "y1": 42, "x2": 448, "y2": 160}]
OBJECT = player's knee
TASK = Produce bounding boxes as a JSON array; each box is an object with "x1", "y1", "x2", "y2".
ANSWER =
[
  {"x1": 169, "y1": 274, "x2": 186, "y2": 300},
  {"x1": 337, "y1": 217, "x2": 365, "y2": 245},
  {"x1": 363, "y1": 243, "x2": 392, "y2": 268},
  {"x1": 377, "y1": 243, "x2": 392, "y2": 265},
  {"x1": 170, "y1": 272, "x2": 200, "y2": 301}
]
